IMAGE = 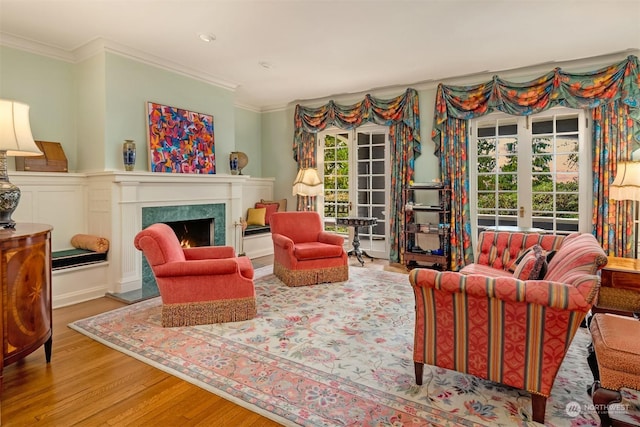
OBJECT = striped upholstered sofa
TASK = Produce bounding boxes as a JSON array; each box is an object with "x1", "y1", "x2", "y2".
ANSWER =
[{"x1": 408, "y1": 231, "x2": 607, "y2": 424}]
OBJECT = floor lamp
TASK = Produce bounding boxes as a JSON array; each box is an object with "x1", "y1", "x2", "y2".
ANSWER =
[
  {"x1": 292, "y1": 166, "x2": 323, "y2": 211},
  {"x1": 610, "y1": 161, "x2": 640, "y2": 258}
]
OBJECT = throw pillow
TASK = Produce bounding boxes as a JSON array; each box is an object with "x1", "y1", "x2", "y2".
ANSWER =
[
  {"x1": 261, "y1": 198, "x2": 287, "y2": 212},
  {"x1": 246, "y1": 207, "x2": 267, "y2": 226},
  {"x1": 513, "y1": 250, "x2": 537, "y2": 280},
  {"x1": 255, "y1": 202, "x2": 278, "y2": 225},
  {"x1": 507, "y1": 247, "x2": 533, "y2": 272},
  {"x1": 529, "y1": 244, "x2": 548, "y2": 280}
]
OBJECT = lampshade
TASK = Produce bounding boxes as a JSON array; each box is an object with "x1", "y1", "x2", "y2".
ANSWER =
[
  {"x1": 292, "y1": 167, "x2": 323, "y2": 197},
  {"x1": 0, "y1": 99, "x2": 42, "y2": 228},
  {"x1": 610, "y1": 161, "x2": 640, "y2": 201},
  {"x1": 0, "y1": 100, "x2": 42, "y2": 156}
]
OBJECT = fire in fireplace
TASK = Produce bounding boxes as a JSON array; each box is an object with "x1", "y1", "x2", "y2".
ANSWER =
[{"x1": 164, "y1": 218, "x2": 214, "y2": 248}]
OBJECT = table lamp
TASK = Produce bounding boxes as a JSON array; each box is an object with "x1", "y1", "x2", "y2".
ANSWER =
[
  {"x1": 610, "y1": 161, "x2": 640, "y2": 258},
  {"x1": 0, "y1": 100, "x2": 43, "y2": 229},
  {"x1": 292, "y1": 166, "x2": 323, "y2": 197},
  {"x1": 292, "y1": 166, "x2": 323, "y2": 211}
]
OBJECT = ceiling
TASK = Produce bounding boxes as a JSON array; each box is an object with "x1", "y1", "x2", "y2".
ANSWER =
[{"x1": 1, "y1": 1, "x2": 639, "y2": 111}]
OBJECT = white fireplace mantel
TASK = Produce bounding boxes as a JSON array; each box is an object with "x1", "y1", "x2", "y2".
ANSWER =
[{"x1": 12, "y1": 171, "x2": 275, "y2": 307}]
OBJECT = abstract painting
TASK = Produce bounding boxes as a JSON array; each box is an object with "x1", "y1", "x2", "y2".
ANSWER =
[{"x1": 147, "y1": 102, "x2": 215, "y2": 174}]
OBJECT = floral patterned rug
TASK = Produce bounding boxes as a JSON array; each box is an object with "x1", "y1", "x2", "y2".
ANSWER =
[{"x1": 70, "y1": 266, "x2": 623, "y2": 426}]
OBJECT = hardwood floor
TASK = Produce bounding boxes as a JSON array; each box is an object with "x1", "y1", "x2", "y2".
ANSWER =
[{"x1": 1, "y1": 256, "x2": 407, "y2": 426}]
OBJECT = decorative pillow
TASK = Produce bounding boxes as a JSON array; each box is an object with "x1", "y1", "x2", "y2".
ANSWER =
[
  {"x1": 529, "y1": 245, "x2": 548, "y2": 280},
  {"x1": 507, "y1": 247, "x2": 533, "y2": 272},
  {"x1": 513, "y1": 250, "x2": 537, "y2": 280},
  {"x1": 261, "y1": 198, "x2": 287, "y2": 212},
  {"x1": 246, "y1": 207, "x2": 266, "y2": 226},
  {"x1": 255, "y1": 202, "x2": 278, "y2": 225}
]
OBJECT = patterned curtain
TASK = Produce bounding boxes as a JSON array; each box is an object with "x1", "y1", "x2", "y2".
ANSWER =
[
  {"x1": 433, "y1": 55, "x2": 640, "y2": 269},
  {"x1": 293, "y1": 88, "x2": 421, "y2": 263},
  {"x1": 592, "y1": 100, "x2": 635, "y2": 256}
]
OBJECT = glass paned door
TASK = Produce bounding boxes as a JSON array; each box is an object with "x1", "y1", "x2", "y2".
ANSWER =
[
  {"x1": 319, "y1": 126, "x2": 389, "y2": 259},
  {"x1": 355, "y1": 128, "x2": 388, "y2": 259},
  {"x1": 471, "y1": 108, "x2": 589, "y2": 237}
]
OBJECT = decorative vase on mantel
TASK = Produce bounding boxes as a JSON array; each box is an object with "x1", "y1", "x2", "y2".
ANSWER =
[
  {"x1": 122, "y1": 139, "x2": 136, "y2": 171},
  {"x1": 229, "y1": 152, "x2": 239, "y2": 175}
]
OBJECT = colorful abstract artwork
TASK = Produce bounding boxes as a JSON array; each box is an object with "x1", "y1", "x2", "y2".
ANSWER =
[{"x1": 147, "y1": 102, "x2": 215, "y2": 174}]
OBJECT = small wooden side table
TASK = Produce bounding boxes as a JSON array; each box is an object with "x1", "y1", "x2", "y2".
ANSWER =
[{"x1": 592, "y1": 256, "x2": 640, "y2": 317}]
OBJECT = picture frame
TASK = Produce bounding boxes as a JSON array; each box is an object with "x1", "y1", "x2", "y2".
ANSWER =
[{"x1": 146, "y1": 102, "x2": 215, "y2": 174}]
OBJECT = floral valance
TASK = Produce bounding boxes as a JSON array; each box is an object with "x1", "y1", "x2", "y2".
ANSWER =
[
  {"x1": 293, "y1": 88, "x2": 421, "y2": 160},
  {"x1": 432, "y1": 55, "x2": 640, "y2": 154}
]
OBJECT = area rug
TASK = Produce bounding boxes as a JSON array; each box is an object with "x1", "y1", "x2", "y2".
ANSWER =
[{"x1": 71, "y1": 266, "x2": 608, "y2": 426}]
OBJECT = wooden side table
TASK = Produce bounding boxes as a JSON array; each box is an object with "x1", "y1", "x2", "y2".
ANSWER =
[
  {"x1": 0, "y1": 223, "x2": 53, "y2": 390},
  {"x1": 592, "y1": 256, "x2": 640, "y2": 317}
]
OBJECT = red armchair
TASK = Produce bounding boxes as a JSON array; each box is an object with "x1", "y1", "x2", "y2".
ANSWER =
[
  {"x1": 134, "y1": 223, "x2": 256, "y2": 327},
  {"x1": 270, "y1": 211, "x2": 348, "y2": 286}
]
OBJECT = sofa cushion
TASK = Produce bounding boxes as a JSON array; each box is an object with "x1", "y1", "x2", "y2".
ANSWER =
[
  {"x1": 459, "y1": 263, "x2": 513, "y2": 277},
  {"x1": 294, "y1": 242, "x2": 344, "y2": 260}
]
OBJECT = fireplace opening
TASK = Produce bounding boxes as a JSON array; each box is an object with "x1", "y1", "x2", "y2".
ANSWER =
[{"x1": 164, "y1": 218, "x2": 214, "y2": 248}]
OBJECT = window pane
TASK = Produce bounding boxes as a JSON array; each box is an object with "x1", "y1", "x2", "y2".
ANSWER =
[
  {"x1": 556, "y1": 117, "x2": 578, "y2": 133},
  {"x1": 478, "y1": 175, "x2": 495, "y2": 191},
  {"x1": 478, "y1": 127, "x2": 495, "y2": 137},
  {"x1": 556, "y1": 174, "x2": 578, "y2": 191},
  {"x1": 533, "y1": 137, "x2": 553, "y2": 154},
  {"x1": 532, "y1": 119, "x2": 553, "y2": 134},
  {"x1": 532, "y1": 193, "x2": 553, "y2": 211},
  {"x1": 498, "y1": 124, "x2": 517, "y2": 136}
]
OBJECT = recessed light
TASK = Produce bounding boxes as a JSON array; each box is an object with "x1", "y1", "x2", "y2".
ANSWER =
[
  {"x1": 259, "y1": 61, "x2": 272, "y2": 69},
  {"x1": 198, "y1": 33, "x2": 216, "y2": 43}
]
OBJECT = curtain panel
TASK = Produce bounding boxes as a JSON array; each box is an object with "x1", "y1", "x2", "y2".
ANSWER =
[
  {"x1": 293, "y1": 88, "x2": 421, "y2": 263},
  {"x1": 432, "y1": 55, "x2": 640, "y2": 268}
]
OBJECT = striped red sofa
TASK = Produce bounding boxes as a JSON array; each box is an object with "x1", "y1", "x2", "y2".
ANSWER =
[{"x1": 408, "y1": 231, "x2": 607, "y2": 424}]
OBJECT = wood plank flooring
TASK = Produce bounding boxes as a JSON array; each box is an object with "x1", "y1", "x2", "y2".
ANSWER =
[{"x1": 1, "y1": 257, "x2": 407, "y2": 426}]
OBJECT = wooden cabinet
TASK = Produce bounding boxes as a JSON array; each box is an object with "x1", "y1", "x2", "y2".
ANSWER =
[
  {"x1": 1, "y1": 223, "x2": 53, "y2": 388},
  {"x1": 404, "y1": 185, "x2": 451, "y2": 270}
]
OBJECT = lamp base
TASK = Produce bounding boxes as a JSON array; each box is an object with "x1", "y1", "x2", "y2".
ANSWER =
[{"x1": 0, "y1": 179, "x2": 20, "y2": 229}]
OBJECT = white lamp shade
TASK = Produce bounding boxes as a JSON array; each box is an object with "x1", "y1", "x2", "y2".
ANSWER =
[
  {"x1": 0, "y1": 100, "x2": 42, "y2": 156},
  {"x1": 610, "y1": 161, "x2": 640, "y2": 202},
  {"x1": 292, "y1": 167, "x2": 323, "y2": 197}
]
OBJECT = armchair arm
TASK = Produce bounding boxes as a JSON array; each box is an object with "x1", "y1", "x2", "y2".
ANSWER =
[
  {"x1": 409, "y1": 269, "x2": 597, "y2": 311},
  {"x1": 272, "y1": 233, "x2": 294, "y2": 251},
  {"x1": 153, "y1": 258, "x2": 240, "y2": 277},
  {"x1": 183, "y1": 245, "x2": 235, "y2": 260},
  {"x1": 318, "y1": 231, "x2": 344, "y2": 247}
]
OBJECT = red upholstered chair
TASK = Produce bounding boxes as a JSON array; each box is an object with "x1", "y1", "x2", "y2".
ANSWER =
[
  {"x1": 270, "y1": 211, "x2": 348, "y2": 286},
  {"x1": 134, "y1": 222, "x2": 256, "y2": 327}
]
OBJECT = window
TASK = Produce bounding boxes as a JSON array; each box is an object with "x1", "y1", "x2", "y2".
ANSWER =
[{"x1": 470, "y1": 107, "x2": 591, "y2": 237}]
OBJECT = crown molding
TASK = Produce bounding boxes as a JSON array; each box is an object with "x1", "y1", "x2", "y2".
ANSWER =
[
  {"x1": 1, "y1": 33, "x2": 239, "y2": 93},
  {"x1": 0, "y1": 32, "x2": 75, "y2": 62}
]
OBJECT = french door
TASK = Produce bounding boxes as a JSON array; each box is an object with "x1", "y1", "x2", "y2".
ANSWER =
[
  {"x1": 318, "y1": 125, "x2": 389, "y2": 259},
  {"x1": 470, "y1": 107, "x2": 591, "y2": 238}
]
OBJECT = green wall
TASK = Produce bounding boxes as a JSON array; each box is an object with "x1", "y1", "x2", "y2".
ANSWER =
[
  {"x1": 103, "y1": 53, "x2": 235, "y2": 172},
  {"x1": 234, "y1": 107, "x2": 262, "y2": 177},
  {"x1": 0, "y1": 46, "x2": 77, "y2": 169}
]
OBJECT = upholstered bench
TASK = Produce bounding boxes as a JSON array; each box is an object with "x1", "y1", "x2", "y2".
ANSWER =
[{"x1": 589, "y1": 313, "x2": 640, "y2": 426}]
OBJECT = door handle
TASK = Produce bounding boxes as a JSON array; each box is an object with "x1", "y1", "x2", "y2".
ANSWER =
[{"x1": 519, "y1": 206, "x2": 524, "y2": 218}]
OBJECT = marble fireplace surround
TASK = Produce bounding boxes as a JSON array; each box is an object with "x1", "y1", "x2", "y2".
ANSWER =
[{"x1": 137, "y1": 203, "x2": 225, "y2": 300}]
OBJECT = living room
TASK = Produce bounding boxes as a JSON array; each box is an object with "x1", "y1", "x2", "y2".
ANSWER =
[{"x1": 1, "y1": 1, "x2": 640, "y2": 425}]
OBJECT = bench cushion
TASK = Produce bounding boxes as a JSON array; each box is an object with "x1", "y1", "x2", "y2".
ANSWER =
[{"x1": 52, "y1": 248, "x2": 108, "y2": 270}]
